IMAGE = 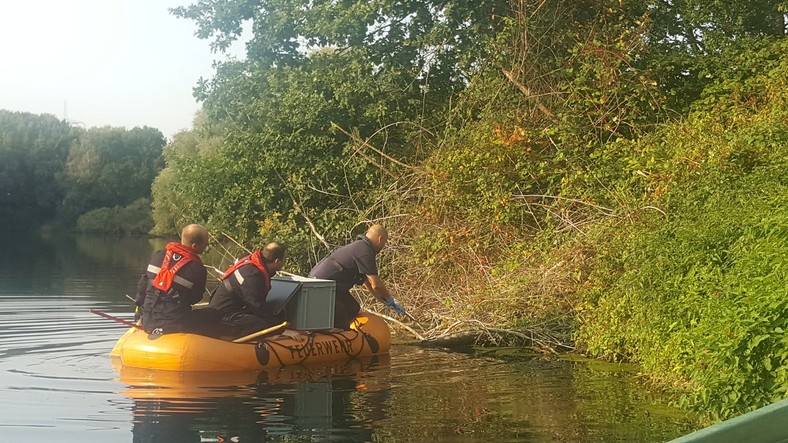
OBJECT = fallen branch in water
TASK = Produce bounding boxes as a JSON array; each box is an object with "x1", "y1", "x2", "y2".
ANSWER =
[
  {"x1": 485, "y1": 327, "x2": 575, "y2": 353},
  {"x1": 375, "y1": 311, "x2": 426, "y2": 341},
  {"x1": 406, "y1": 318, "x2": 574, "y2": 352}
]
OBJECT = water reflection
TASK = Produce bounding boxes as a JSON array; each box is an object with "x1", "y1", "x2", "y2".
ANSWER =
[
  {"x1": 0, "y1": 232, "x2": 156, "y2": 302},
  {"x1": 118, "y1": 356, "x2": 390, "y2": 442}
]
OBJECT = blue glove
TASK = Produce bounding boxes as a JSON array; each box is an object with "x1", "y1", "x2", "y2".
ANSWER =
[{"x1": 384, "y1": 296, "x2": 406, "y2": 314}]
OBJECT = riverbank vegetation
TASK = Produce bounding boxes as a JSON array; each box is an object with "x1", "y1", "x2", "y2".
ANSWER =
[
  {"x1": 0, "y1": 116, "x2": 164, "y2": 234},
  {"x1": 1, "y1": 0, "x2": 785, "y2": 422},
  {"x1": 154, "y1": 0, "x2": 786, "y2": 420}
]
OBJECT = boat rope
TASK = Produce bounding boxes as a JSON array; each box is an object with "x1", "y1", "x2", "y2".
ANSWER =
[
  {"x1": 265, "y1": 332, "x2": 318, "y2": 366},
  {"x1": 312, "y1": 329, "x2": 366, "y2": 359}
]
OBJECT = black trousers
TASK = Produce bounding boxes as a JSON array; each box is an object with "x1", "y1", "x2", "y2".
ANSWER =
[
  {"x1": 143, "y1": 306, "x2": 222, "y2": 337},
  {"x1": 218, "y1": 311, "x2": 280, "y2": 340},
  {"x1": 334, "y1": 289, "x2": 361, "y2": 330}
]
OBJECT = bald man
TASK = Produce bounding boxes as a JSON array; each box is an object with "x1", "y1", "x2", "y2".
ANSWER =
[
  {"x1": 309, "y1": 224, "x2": 405, "y2": 329},
  {"x1": 135, "y1": 224, "x2": 219, "y2": 335}
]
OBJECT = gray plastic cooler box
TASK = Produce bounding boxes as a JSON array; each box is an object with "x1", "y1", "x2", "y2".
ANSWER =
[{"x1": 268, "y1": 275, "x2": 336, "y2": 330}]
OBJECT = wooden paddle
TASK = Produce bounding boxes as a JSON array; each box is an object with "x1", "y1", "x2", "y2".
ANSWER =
[{"x1": 232, "y1": 321, "x2": 289, "y2": 343}]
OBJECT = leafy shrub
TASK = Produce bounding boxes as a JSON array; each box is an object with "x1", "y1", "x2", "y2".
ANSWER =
[
  {"x1": 75, "y1": 198, "x2": 154, "y2": 235},
  {"x1": 577, "y1": 41, "x2": 788, "y2": 418}
]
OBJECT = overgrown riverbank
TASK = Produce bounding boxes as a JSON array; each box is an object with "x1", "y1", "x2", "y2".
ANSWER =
[
  {"x1": 386, "y1": 39, "x2": 788, "y2": 421},
  {"x1": 151, "y1": 3, "x2": 785, "y2": 421},
  {"x1": 578, "y1": 70, "x2": 787, "y2": 421}
]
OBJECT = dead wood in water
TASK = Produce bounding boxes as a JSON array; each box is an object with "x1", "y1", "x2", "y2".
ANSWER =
[{"x1": 378, "y1": 313, "x2": 575, "y2": 353}]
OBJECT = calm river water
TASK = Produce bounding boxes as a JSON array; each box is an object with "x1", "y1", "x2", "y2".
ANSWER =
[{"x1": 0, "y1": 233, "x2": 698, "y2": 442}]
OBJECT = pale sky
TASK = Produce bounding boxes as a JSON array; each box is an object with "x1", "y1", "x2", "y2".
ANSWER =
[{"x1": 0, "y1": 0, "x2": 242, "y2": 139}]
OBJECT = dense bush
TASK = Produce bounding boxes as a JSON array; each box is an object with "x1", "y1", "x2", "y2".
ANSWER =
[
  {"x1": 577, "y1": 41, "x2": 788, "y2": 419},
  {"x1": 76, "y1": 198, "x2": 154, "y2": 235}
]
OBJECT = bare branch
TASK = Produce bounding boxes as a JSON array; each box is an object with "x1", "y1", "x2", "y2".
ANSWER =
[
  {"x1": 374, "y1": 311, "x2": 427, "y2": 341},
  {"x1": 501, "y1": 68, "x2": 556, "y2": 118},
  {"x1": 511, "y1": 193, "x2": 616, "y2": 216},
  {"x1": 296, "y1": 205, "x2": 330, "y2": 249},
  {"x1": 221, "y1": 231, "x2": 251, "y2": 254},
  {"x1": 332, "y1": 122, "x2": 416, "y2": 170}
]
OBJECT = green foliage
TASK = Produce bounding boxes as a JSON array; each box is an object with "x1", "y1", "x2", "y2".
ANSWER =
[
  {"x1": 577, "y1": 41, "x2": 788, "y2": 419},
  {"x1": 0, "y1": 110, "x2": 74, "y2": 230},
  {"x1": 60, "y1": 126, "x2": 165, "y2": 223},
  {"x1": 75, "y1": 198, "x2": 154, "y2": 235},
  {"x1": 158, "y1": 0, "x2": 788, "y2": 420},
  {"x1": 406, "y1": 0, "x2": 664, "y2": 275},
  {"x1": 580, "y1": 165, "x2": 788, "y2": 419},
  {"x1": 0, "y1": 110, "x2": 167, "y2": 231},
  {"x1": 151, "y1": 117, "x2": 225, "y2": 235},
  {"x1": 173, "y1": 0, "x2": 507, "y2": 91},
  {"x1": 642, "y1": 0, "x2": 788, "y2": 111},
  {"x1": 163, "y1": 0, "x2": 497, "y2": 263}
]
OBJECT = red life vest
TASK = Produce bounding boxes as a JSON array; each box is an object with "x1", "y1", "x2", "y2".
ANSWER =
[
  {"x1": 152, "y1": 242, "x2": 202, "y2": 291},
  {"x1": 220, "y1": 250, "x2": 271, "y2": 294}
]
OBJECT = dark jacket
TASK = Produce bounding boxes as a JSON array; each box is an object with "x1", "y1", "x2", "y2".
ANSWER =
[
  {"x1": 209, "y1": 252, "x2": 283, "y2": 328},
  {"x1": 309, "y1": 236, "x2": 378, "y2": 328},
  {"x1": 135, "y1": 243, "x2": 207, "y2": 333},
  {"x1": 309, "y1": 235, "x2": 378, "y2": 292}
]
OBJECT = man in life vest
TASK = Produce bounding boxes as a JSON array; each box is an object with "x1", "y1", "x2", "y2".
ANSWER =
[
  {"x1": 134, "y1": 224, "x2": 218, "y2": 335},
  {"x1": 309, "y1": 224, "x2": 406, "y2": 329},
  {"x1": 209, "y1": 242, "x2": 288, "y2": 339}
]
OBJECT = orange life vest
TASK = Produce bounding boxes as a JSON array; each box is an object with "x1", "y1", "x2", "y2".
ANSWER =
[
  {"x1": 151, "y1": 242, "x2": 202, "y2": 291},
  {"x1": 220, "y1": 250, "x2": 271, "y2": 294}
]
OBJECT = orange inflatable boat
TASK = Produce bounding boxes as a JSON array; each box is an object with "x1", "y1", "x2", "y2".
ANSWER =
[{"x1": 110, "y1": 312, "x2": 391, "y2": 372}]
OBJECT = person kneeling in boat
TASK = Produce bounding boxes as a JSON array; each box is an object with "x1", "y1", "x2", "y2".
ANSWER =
[
  {"x1": 309, "y1": 224, "x2": 406, "y2": 330},
  {"x1": 135, "y1": 224, "x2": 220, "y2": 336},
  {"x1": 209, "y1": 242, "x2": 293, "y2": 340}
]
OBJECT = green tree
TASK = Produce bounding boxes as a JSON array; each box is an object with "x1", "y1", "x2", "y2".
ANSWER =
[
  {"x1": 642, "y1": 0, "x2": 787, "y2": 110},
  {"x1": 0, "y1": 110, "x2": 74, "y2": 231},
  {"x1": 162, "y1": 0, "x2": 515, "y2": 261},
  {"x1": 59, "y1": 126, "x2": 165, "y2": 222},
  {"x1": 151, "y1": 113, "x2": 225, "y2": 235}
]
